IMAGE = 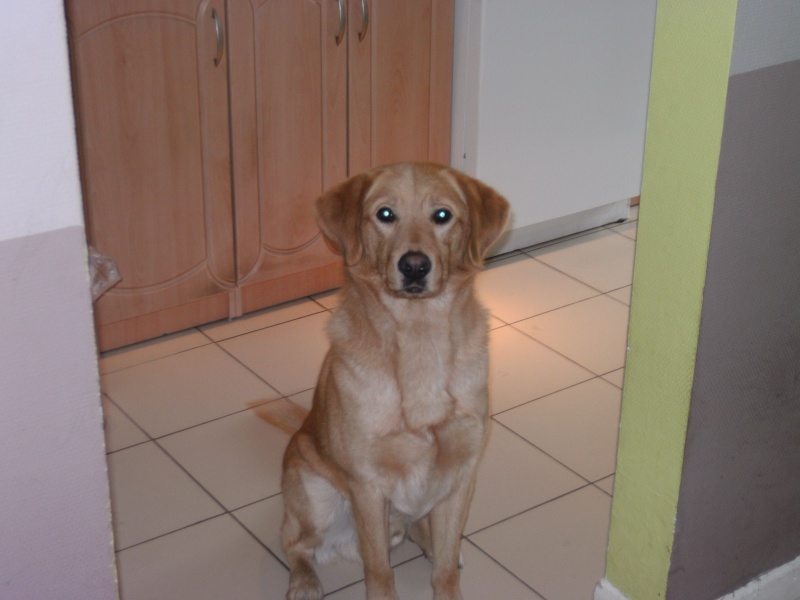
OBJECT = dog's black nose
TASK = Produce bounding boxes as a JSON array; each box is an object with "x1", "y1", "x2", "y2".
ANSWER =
[{"x1": 398, "y1": 252, "x2": 432, "y2": 282}]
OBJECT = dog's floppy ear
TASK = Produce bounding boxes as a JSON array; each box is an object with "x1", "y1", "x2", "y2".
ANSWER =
[
  {"x1": 315, "y1": 172, "x2": 372, "y2": 266},
  {"x1": 452, "y1": 171, "x2": 510, "y2": 268}
]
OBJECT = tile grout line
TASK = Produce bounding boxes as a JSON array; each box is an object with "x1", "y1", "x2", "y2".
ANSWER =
[
  {"x1": 484, "y1": 251, "x2": 633, "y2": 320},
  {"x1": 502, "y1": 321, "x2": 606, "y2": 379},
  {"x1": 494, "y1": 290, "x2": 605, "y2": 325},
  {"x1": 461, "y1": 537, "x2": 550, "y2": 600},
  {"x1": 114, "y1": 513, "x2": 226, "y2": 554},
  {"x1": 592, "y1": 478, "x2": 615, "y2": 499},
  {"x1": 492, "y1": 399, "x2": 619, "y2": 500},
  {"x1": 99, "y1": 327, "x2": 212, "y2": 375},
  {"x1": 106, "y1": 393, "x2": 286, "y2": 563},
  {"x1": 603, "y1": 287, "x2": 634, "y2": 309},
  {"x1": 604, "y1": 220, "x2": 638, "y2": 240},
  {"x1": 483, "y1": 246, "x2": 609, "y2": 300},
  {"x1": 525, "y1": 252, "x2": 611, "y2": 296},
  {"x1": 100, "y1": 295, "x2": 333, "y2": 375},
  {"x1": 212, "y1": 338, "x2": 293, "y2": 398},
  {"x1": 229, "y1": 491, "x2": 284, "y2": 514},
  {"x1": 490, "y1": 375, "x2": 609, "y2": 420},
  {"x1": 489, "y1": 418, "x2": 596, "y2": 489},
  {"x1": 308, "y1": 292, "x2": 338, "y2": 312},
  {"x1": 465, "y1": 480, "x2": 598, "y2": 539},
  {"x1": 103, "y1": 393, "x2": 163, "y2": 456},
  {"x1": 105, "y1": 346, "x2": 320, "y2": 452},
  {"x1": 489, "y1": 385, "x2": 620, "y2": 499},
  {"x1": 208, "y1": 311, "x2": 333, "y2": 398},
  {"x1": 111, "y1": 438, "x2": 229, "y2": 554},
  {"x1": 227, "y1": 508, "x2": 291, "y2": 572},
  {"x1": 502, "y1": 296, "x2": 630, "y2": 378},
  {"x1": 202, "y1": 304, "x2": 329, "y2": 345},
  {"x1": 141, "y1": 436, "x2": 288, "y2": 570},
  {"x1": 517, "y1": 226, "x2": 637, "y2": 292},
  {"x1": 106, "y1": 398, "x2": 288, "y2": 455},
  {"x1": 525, "y1": 253, "x2": 628, "y2": 298}
]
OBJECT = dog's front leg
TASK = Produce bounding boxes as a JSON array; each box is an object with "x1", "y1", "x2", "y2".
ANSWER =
[
  {"x1": 429, "y1": 472, "x2": 477, "y2": 600},
  {"x1": 349, "y1": 481, "x2": 399, "y2": 600}
]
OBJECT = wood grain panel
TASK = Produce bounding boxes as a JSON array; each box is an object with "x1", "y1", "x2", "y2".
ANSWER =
[
  {"x1": 96, "y1": 291, "x2": 230, "y2": 352},
  {"x1": 229, "y1": 0, "x2": 345, "y2": 295},
  {"x1": 68, "y1": 0, "x2": 235, "y2": 348},
  {"x1": 371, "y1": 0, "x2": 432, "y2": 165},
  {"x1": 70, "y1": 0, "x2": 453, "y2": 348},
  {"x1": 347, "y1": 0, "x2": 372, "y2": 174},
  {"x1": 348, "y1": 0, "x2": 453, "y2": 172},
  {"x1": 428, "y1": 0, "x2": 455, "y2": 164},
  {"x1": 240, "y1": 263, "x2": 343, "y2": 314}
]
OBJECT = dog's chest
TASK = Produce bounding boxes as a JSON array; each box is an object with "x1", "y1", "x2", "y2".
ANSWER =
[
  {"x1": 329, "y1": 298, "x2": 488, "y2": 516},
  {"x1": 374, "y1": 421, "x2": 476, "y2": 520},
  {"x1": 391, "y1": 323, "x2": 455, "y2": 428},
  {"x1": 374, "y1": 329, "x2": 485, "y2": 519}
]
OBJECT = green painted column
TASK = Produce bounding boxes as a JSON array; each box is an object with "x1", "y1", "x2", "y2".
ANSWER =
[{"x1": 603, "y1": 2, "x2": 738, "y2": 599}]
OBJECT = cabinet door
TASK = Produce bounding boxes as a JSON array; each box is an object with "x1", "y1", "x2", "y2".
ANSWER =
[
  {"x1": 228, "y1": 0, "x2": 347, "y2": 314},
  {"x1": 68, "y1": 0, "x2": 235, "y2": 351},
  {"x1": 348, "y1": 0, "x2": 454, "y2": 173}
]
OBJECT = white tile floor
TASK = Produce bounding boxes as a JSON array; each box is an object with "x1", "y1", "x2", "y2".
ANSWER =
[{"x1": 100, "y1": 207, "x2": 638, "y2": 600}]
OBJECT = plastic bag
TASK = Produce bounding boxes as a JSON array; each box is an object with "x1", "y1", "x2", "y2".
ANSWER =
[{"x1": 88, "y1": 245, "x2": 121, "y2": 301}]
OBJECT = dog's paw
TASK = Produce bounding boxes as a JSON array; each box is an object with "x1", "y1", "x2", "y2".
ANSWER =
[
  {"x1": 287, "y1": 573, "x2": 324, "y2": 600},
  {"x1": 389, "y1": 524, "x2": 407, "y2": 548}
]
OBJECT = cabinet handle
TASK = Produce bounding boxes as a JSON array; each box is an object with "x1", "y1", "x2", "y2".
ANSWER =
[
  {"x1": 357, "y1": 0, "x2": 369, "y2": 42},
  {"x1": 212, "y1": 8, "x2": 224, "y2": 66},
  {"x1": 335, "y1": 0, "x2": 346, "y2": 46}
]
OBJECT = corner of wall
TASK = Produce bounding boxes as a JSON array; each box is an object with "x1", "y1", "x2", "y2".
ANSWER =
[
  {"x1": 715, "y1": 555, "x2": 800, "y2": 600},
  {"x1": 0, "y1": 3, "x2": 117, "y2": 598},
  {"x1": 602, "y1": 1, "x2": 738, "y2": 598},
  {"x1": 594, "y1": 578, "x2": 632, "y2": 600}
]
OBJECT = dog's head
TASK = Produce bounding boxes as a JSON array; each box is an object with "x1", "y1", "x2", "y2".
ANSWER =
[{"x1": 316, "y1": 163, "x2": 509, "y2": 298}]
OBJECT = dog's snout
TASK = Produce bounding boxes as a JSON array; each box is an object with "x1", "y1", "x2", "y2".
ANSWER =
[{"x1": 398, "y1": 252, "x2": 432, "y2": 282}]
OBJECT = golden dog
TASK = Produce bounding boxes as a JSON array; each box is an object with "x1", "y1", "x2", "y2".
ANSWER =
[{"x1": 280, "y1": 162, "x2": 509, "y2": 600}]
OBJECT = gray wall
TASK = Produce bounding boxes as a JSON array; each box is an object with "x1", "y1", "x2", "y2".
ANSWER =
[
  {"x1": 666, "y1": 5, "x2": 800, "y2": 598},
  {"x1": 0, "y1": 228, "x2": 117, "y2": 598}
]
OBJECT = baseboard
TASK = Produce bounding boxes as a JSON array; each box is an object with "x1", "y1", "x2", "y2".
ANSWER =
[
  {"x1": 593, "y1": 579, "x2": 631, "y2": 600},
  {"x1": 488, "y1": 198, "x2": 631, "y2": 256},
  {"x1": 716, "y1": 555, "x2": 800, "y2": 600},
  {"x1": 592, "y1": 555, "x2": 800, "y2": 600}
]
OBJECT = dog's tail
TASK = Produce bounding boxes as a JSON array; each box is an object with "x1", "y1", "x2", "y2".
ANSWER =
[{"x1": 250, "y1": 399, "x2": 309, "y2": 435}]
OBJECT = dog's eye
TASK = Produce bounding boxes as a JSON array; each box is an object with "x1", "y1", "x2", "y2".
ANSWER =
[
  {"x1": 376, "y1": 207, "x2": 396, "y2": 223},
  {"x1": 432, "y1": 209, "x2": 453, "y2": 225}
]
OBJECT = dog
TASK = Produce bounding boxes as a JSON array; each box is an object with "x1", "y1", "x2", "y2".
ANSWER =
[{"x1": 280, "y1": 162, "x2": 509, "y2": 600}]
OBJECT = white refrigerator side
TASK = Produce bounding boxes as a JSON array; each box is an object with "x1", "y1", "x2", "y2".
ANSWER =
[{"x1": 452, "y1": 0, "x2": 657, "y2": 254}]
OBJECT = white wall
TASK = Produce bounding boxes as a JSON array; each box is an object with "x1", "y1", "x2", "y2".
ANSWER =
[
  {"x1": 730, "y1": 0, "x2": 800, "y2": 75},
  {"x1": 0, "y1": 4, "x2": 86, "y2": 243},
  {"x1": 0, "y1": 3, "x2": 118, "y2": 598},
  {"x1": 453, "y1": 0, "x2": 657, "y2": 251}
]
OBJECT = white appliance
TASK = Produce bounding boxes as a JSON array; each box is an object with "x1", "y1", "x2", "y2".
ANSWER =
[{"x1": 451, "y1": 0, "x2": 657, "y2": 254}]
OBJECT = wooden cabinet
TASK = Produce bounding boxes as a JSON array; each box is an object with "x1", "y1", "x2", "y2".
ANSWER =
[
  {"x1": 226, "y1": 0, "x2": 348, "y2": 315},
  {"x1": 68, "y1": 0, "x2": 453, "y2": 351},
  {"x1": 348, "y1": 0, "x2": 454, "y2": 172},
  {"x1": 68, "y1": 0, "x2": 237, "y2": 351}
]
